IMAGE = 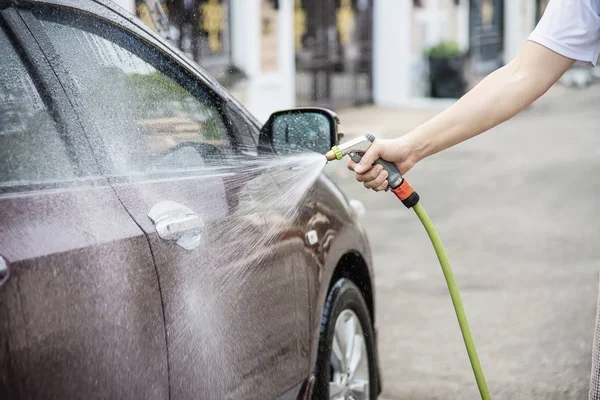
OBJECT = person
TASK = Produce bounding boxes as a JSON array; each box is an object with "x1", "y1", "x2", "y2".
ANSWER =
[{"x1": 347, "y1": 0, "x2": 600, "y2": 398}]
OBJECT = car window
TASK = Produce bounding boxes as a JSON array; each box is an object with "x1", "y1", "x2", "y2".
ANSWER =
[
  {"x1": 225, "y1": 102, "x2": 260, "y2": 152},
  {"x1": 0, "y1": 24, "x2": 77, "y2": 190},
  {"x1": 33, "y1": 8, "x2": 234, "y2": 175}
]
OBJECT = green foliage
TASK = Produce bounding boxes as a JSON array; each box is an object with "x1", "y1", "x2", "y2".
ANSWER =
[
  {"x1": 126, "y1": 71, "x2": 191, "y2": 117},
  {"x1": 202, "y1": 113, "x2": 225, "y2": 141},
  {"x1": 123, "y1": 70, "x2": 226, "y2": 141},
  {"x1": 425, "y1": 41, "x2": 461, "y2": 58}
]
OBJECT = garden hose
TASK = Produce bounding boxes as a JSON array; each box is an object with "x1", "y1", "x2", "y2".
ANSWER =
[
  {"x1": 413, "y1": 202, "x2": 491, "y2": 400},
  {"x1": 326, "y1": 134, "x2": 491, "y2": 399}
]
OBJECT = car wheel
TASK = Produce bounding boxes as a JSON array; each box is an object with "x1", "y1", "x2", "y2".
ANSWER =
[{"x1": 313, "y1": 278, "x2": 378, "y2": 400}]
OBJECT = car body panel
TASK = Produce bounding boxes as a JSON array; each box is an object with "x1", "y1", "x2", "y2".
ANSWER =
[
  {"x1": 0, "y1": 10, "x2": 168, "y2": 398},
  {"x1": 106, "y1": 176, "x2": 311, "y2": 399},
  {"x1": 0, "y1": 0, "x2": 379, "y2": 398},
  {"x1": 302, "y1": 174, "x2": 374, "y2": 367},
  {"x1": 17, "y1": 3, "x2": 315, "y2": 397},
  {"x1": 0, "y1": 187, "x2": 169, "y2": 399}
]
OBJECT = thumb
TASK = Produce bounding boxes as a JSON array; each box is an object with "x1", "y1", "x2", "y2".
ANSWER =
[{"x1": 354, "y1": 143, "x2": 381, "y2": 173}]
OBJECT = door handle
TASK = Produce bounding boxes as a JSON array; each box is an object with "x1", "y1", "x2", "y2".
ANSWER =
[{"x1": 148, "y1": 201, "x2": 205, "y2": 251}]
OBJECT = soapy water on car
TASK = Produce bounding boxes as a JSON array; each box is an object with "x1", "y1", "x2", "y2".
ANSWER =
[
  {"x1": 2, "y1": 149, "x2": 326, "y2": 398},
  {"x1": 173, "y1": 150, "x2": 327, "y2": 292},
  {"x1": 179, "y1": 152, "x2": 332, "y2": 394},
  {"x1": 104, "y1": 151, "x2": 328, "y2": 397}
]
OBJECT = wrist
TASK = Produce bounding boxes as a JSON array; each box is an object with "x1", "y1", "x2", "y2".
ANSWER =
[{"x1": 400, "y1": 131, "x2": 430, "y2": 165}]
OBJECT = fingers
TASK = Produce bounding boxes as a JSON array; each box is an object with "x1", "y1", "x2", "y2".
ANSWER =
[
  {"x1": 348, "y1": 157, "x2": 389, "y2": 191},
  {"x1": 343, "y1": 139, "x2": 392, "y2": 192},
  {"x1": 362, "y1": 169, "x2": 388, "y2": 190},
  {"x1": 355, "y1": 164, "x2": 384, "y2": 183},
  {"x1": 375, "y1": 180, "x2": 388, "y2": 191},
  {"x1": 347, "y1": 158, "x2": 357, "y2": 171},
  {"x1": 353, "y1": 143, "x2": 381, "y2": 174}
]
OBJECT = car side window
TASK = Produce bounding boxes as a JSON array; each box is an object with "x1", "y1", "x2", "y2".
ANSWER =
[
  {"x1": 0, "y1": 24, "x2": 77, "y2": 191},
  {"x1": 225, "y1": 102, "x2": 261, "y2": 153},
  {"x1": 33, "y1": 8, "x2": 234, "y2": 175}
]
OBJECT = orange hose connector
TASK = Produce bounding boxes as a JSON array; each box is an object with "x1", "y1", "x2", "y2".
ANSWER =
[{"x1": 391, "y1": 179, "x2": 414, "y2": 201}]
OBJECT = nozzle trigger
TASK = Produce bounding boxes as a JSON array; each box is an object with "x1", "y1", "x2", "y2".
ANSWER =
[{"x1": 349, "y1": 152, "x2": 362, "y2": 164}]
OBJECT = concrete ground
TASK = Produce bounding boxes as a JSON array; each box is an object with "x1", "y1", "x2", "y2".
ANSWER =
[{"x1": 324, "y1": 84, "x2": 600, "y2": 399}]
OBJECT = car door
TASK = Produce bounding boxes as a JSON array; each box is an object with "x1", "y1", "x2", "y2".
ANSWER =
[
  {"x1": 0, "y1": 8, "x2": 168, "y2": 399},
  {"x1": 25, "y1": 4, "x2": 311, "y2": 398}
]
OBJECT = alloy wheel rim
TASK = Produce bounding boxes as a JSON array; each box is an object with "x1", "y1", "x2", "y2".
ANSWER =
[{"x1": 329, "y1": 309, "x2": 370, "y2": 400}]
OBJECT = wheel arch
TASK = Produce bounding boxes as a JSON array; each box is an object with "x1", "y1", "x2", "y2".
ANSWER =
[
  {"x1": 328, "y1": 251, "x2": 375, "y2": 326},
  {"x1": 310, "y1": 251, "x2": 382, "y2": 398}
]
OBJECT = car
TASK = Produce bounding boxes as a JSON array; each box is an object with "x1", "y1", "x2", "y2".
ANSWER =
[{"x1": 0, "y1": 1, "x2": 380, "y2": 399}]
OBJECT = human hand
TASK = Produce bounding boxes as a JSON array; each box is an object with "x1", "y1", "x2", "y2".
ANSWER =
[{"x1": 347, "y1": 136, "x2": 417, "y2": 191}]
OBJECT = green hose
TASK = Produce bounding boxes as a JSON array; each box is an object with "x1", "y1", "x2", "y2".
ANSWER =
[{"x1": 412, "y1": 202, "x2": 491, "y2": 400}]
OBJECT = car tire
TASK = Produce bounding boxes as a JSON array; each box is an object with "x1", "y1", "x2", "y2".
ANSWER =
[{"x1": 313, "y1": 278, "x2": 379, "y2": 400}]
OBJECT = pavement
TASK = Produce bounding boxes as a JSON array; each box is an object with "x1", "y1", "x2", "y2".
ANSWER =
[{"x1": 323, "y1": 83, "x2": 600, "y2": 399}]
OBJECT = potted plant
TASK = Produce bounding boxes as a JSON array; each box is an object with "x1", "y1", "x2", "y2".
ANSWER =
[{"x1": 425, "y1": 41, "x2": 467, "y2": 98}]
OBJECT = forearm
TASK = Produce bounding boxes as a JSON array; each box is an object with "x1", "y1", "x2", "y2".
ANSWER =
[{"x1": 406, "y1": 42, "x2": 574, "y2": 162}]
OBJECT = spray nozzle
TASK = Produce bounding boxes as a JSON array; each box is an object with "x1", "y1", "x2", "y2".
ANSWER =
[
  {"x1": 324, "y1": 133, "x2": 420, "y2": 207},
  {"x1": 325, "y1": 133, "x2": 376, "y2": 161},
  {"x1": 325, "y1": 133, "x2": 404, "y2": 190}
]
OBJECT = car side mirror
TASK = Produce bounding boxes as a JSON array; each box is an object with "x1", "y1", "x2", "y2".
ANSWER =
[{"x1": 259, "y1": 108, "x2": 341, "y2": 155}]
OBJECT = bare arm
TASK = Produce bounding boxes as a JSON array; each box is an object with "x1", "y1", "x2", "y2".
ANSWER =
[
  {"x1": 351, "y1": 41, "x2": 575, "y2": 190},
  {"x1": 408, "y1": 41, "x2": 574, "y2": 161}
]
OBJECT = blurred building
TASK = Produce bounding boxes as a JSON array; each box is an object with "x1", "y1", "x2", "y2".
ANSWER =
[
  {"x1": 113, "y1": 0, "x2": 551, "y2": 117},
  {"x1": 294, "y1": 0, "x2": 374, "y2": 109},
  {"x1": 378, "y1": 0, "x2": 550, "y2": 105}
]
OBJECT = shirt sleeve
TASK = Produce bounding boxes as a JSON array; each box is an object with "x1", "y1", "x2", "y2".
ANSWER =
[{"x1": 528, "y1": 0, "x2": 600, "y2": 66}]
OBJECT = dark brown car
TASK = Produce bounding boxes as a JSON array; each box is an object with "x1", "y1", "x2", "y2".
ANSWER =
[{"x1": 0, "y1": 1, "x2": 380, "y2": 399}]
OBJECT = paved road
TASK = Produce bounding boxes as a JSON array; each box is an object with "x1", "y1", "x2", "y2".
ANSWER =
[{"x1": 325, "y1": 84, "x2": 600, "y2": 399}]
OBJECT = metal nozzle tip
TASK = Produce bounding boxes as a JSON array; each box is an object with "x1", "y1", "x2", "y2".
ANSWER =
[{"x1": 325, "y1": 146, "x2": 343, "y2": 161}]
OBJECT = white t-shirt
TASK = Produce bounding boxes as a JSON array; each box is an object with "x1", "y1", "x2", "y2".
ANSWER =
[{"x1": 528, "y1": 0, "x2": 600, "y2": 66}]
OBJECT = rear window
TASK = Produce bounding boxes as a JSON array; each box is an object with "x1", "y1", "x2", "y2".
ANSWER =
[{"x1": 0, "y1": 24, "x2": 76, "y2": 190}]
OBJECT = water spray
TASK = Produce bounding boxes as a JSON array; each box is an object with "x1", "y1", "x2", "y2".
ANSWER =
[{"x1": 326, "y1": 133, "x2": 492, "y2": 400}]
